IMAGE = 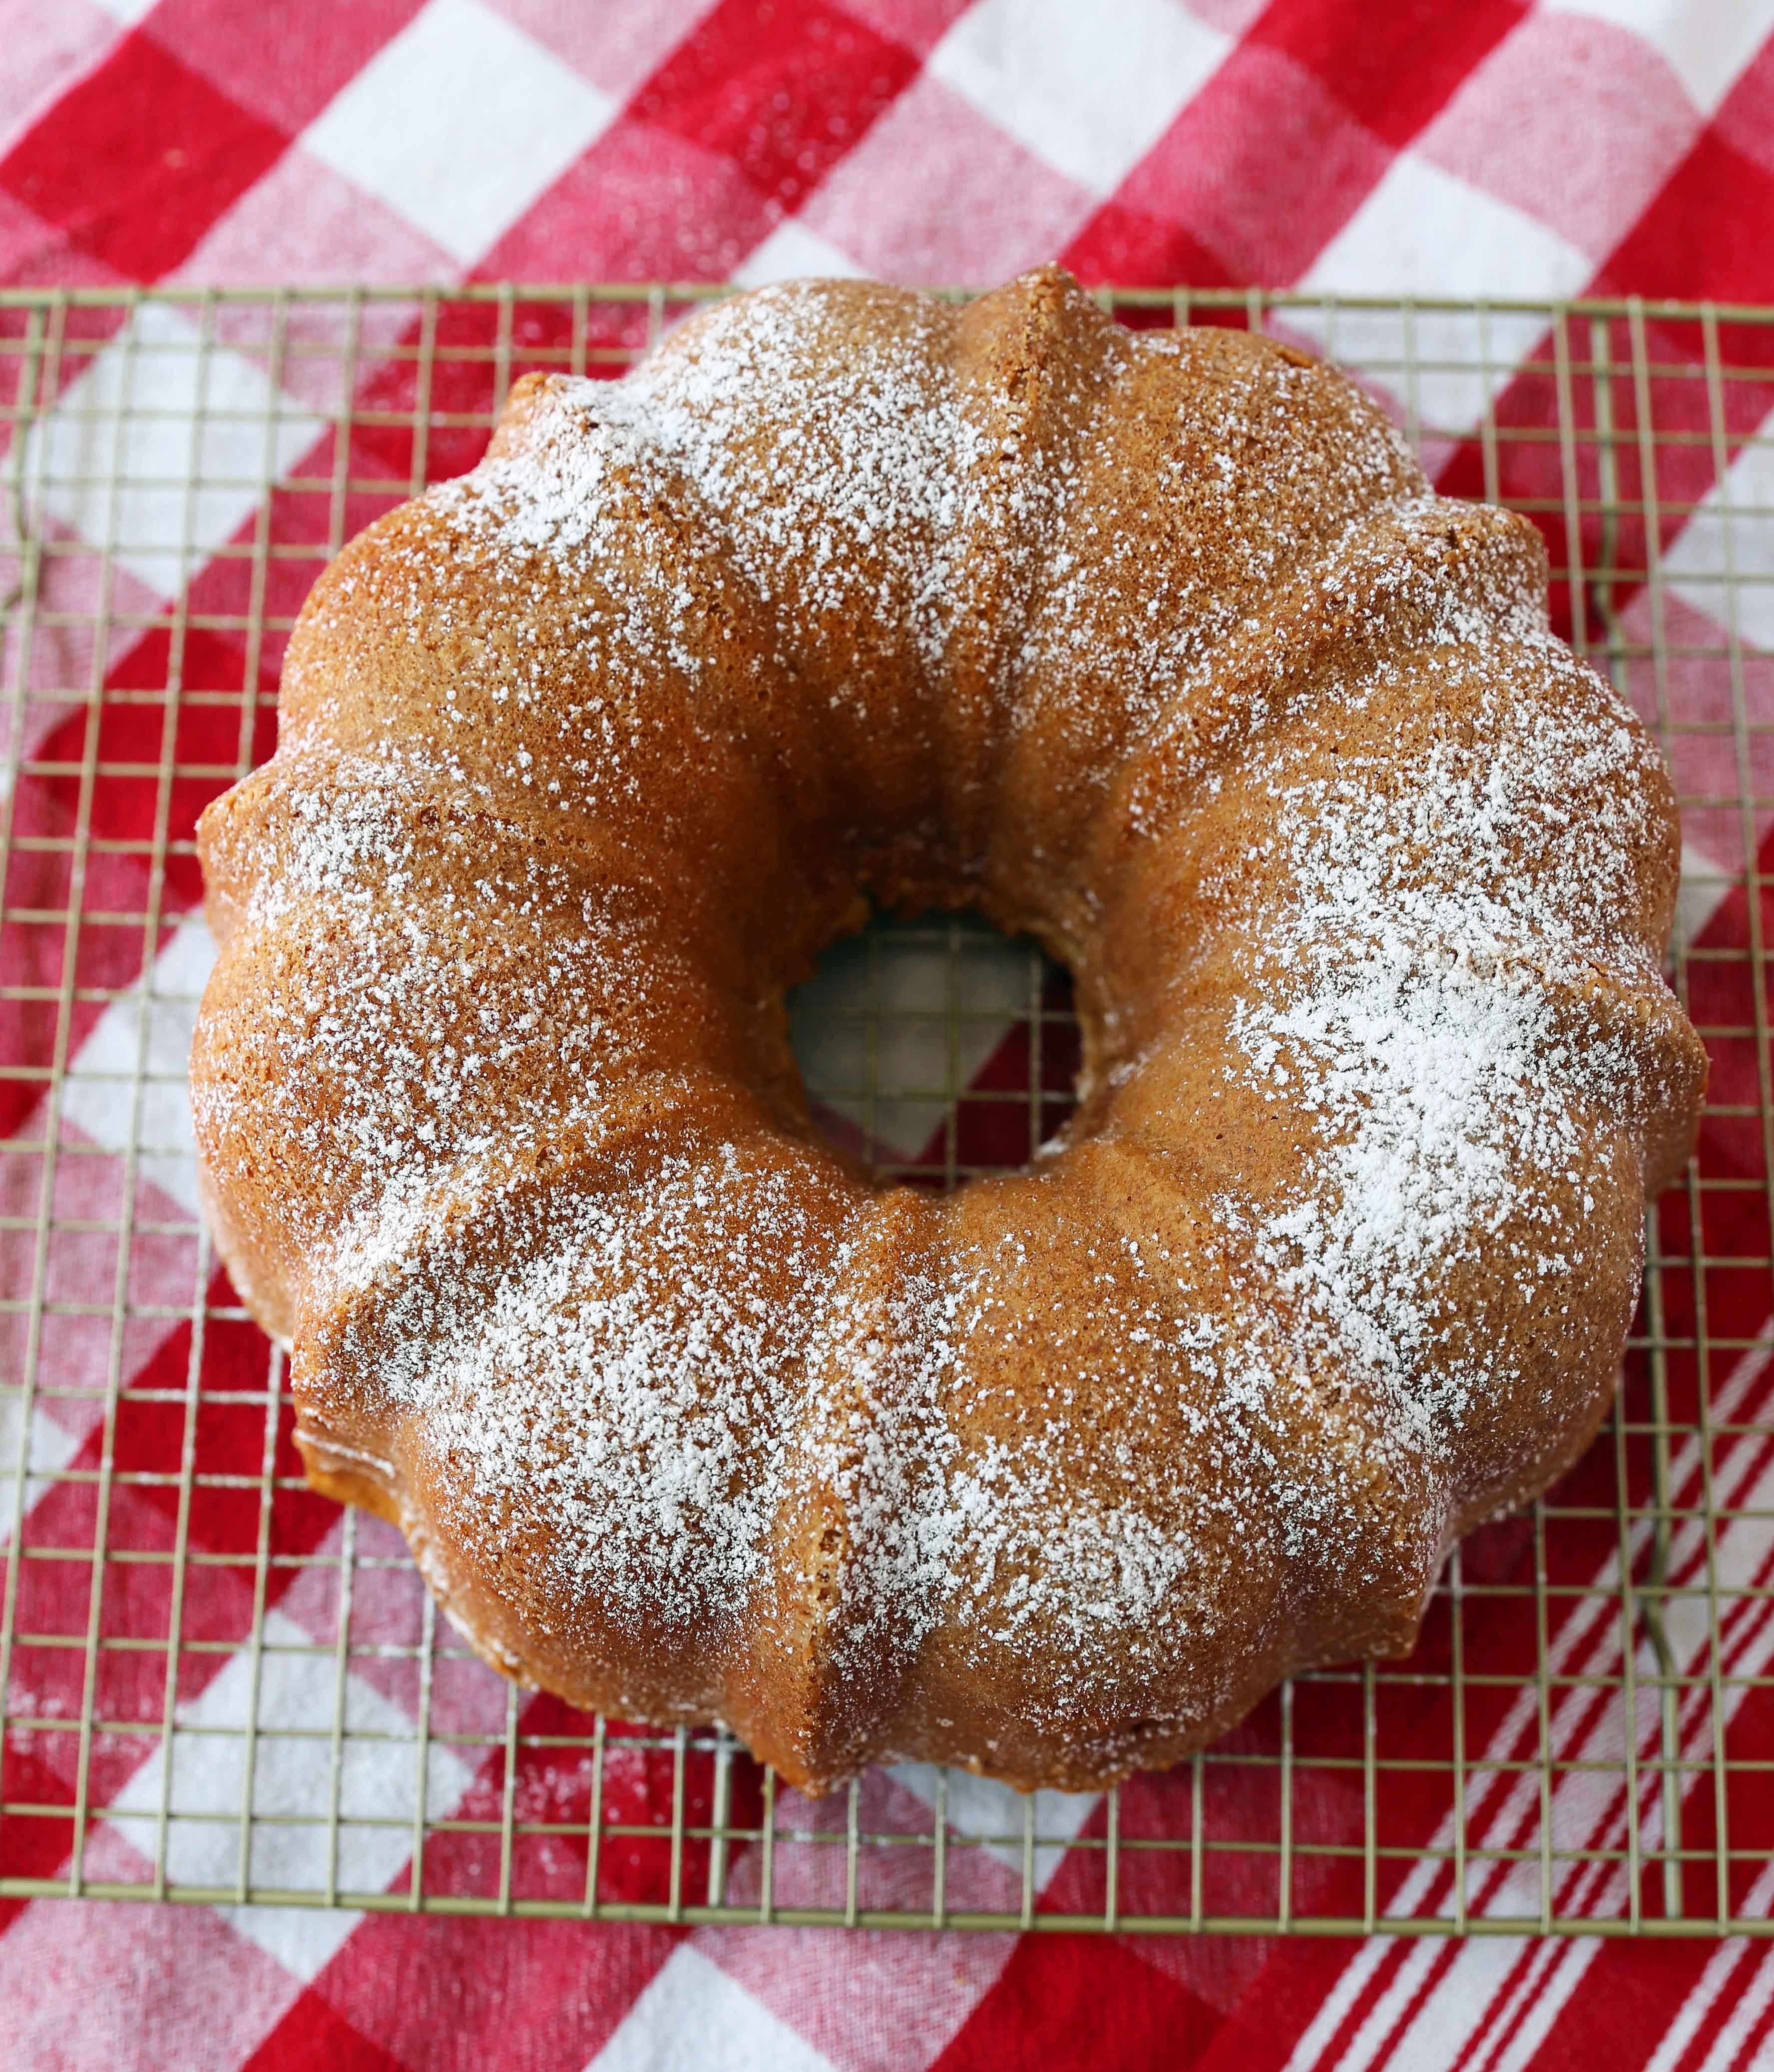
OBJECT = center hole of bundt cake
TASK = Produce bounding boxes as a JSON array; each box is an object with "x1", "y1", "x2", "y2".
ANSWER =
[{"x1": 786, "y1": 910, "x2": 1080, "y2": 1191}]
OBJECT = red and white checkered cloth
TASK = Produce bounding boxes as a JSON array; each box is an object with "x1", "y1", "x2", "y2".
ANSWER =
[{"x1": 2, "y1": 2, "x2": 1774, "y2": 2067}]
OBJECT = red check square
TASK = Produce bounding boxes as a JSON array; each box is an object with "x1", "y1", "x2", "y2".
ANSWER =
[{"x1": 0, "y1": 33, "x2": 291, "y2": 282}]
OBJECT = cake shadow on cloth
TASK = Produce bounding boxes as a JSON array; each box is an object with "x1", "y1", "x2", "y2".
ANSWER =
[{"x1": 188, "y1": 266, "x2": 1706, "y2": 1796}]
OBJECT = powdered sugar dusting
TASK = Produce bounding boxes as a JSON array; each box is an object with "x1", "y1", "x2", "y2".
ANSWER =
[
  {"x1": 1200, "y1": 641, "x2": 1677, "y2": 1500},
  {"x1": 192, "y1": 271, "x2": 1702, "y2": 1787},
  {"x1": 436, "y1": 280, "x2": 986, "y2": 694}
]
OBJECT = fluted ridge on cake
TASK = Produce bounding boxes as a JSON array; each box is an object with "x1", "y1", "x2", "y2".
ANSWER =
[{"x1": 191, "y1": 267, "x2": 1707, "y2": 1795}]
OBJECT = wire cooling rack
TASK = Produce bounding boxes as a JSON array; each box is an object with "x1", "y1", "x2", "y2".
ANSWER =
[{"x1": 0, "y1": 282, "x2": 1771, "y2": 1938}]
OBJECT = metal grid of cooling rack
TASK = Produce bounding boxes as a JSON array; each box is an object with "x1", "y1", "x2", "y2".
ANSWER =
[{"x1": 0, "y1": 282, "x2": 1771, "y2": 1936}]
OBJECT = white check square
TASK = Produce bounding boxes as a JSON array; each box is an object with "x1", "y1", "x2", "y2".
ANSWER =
[
  {"x1": 60, "y1": 913, "x2": 216, "y2": 1216},
  {"x1": 888, "y1": 1762, "x2": 1099, "y2": 1891},
  {"x1": 733, "y1": 220, "x2": 869, "y2": 289},
  {"x1": 790, "y1": 925, "x2": 1037, "y2": 1163},
  {"x1": 1296, "y1": 156, "x2": 1594, "y2": 439},
  {"x1": 928, "y1": 0, "x2": 1228, "y2": 196},
  {"x1": 23, "y1": 304, "x2": 324, "y2": 602},
  {"x1": 303, "y1": 0, "x2": 616, "y2": 266},
  {"x1": 106, "y1": 1607, "x2": 476, "y2": 1981},
  {"x1": 1541, "y1": 0, "x2": 1774, "y2": 114},
  {"x1": 0, "y1": 1392, "x2": 80, "y2": 1549},
  {"x1": 1662, "y1": 405, "x2": 1774, "y2": 655},
  {"x1": 587, "y1": 1946, "x2": 840, "y2": 2072}
]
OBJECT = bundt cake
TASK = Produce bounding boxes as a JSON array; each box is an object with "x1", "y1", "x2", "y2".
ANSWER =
[{"x1": 191, "y1": 266, "x2": 1706, "y2": 1794}]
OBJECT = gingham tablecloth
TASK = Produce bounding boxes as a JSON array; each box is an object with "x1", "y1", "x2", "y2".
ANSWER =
[{"x1": 2, "y1": 3, "x2": 1774, "y2": 2068}]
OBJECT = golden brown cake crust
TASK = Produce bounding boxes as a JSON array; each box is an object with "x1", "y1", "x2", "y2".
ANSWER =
[{"x1": 191, "y1": 268, "x2": 1706, "y2": 1794}]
